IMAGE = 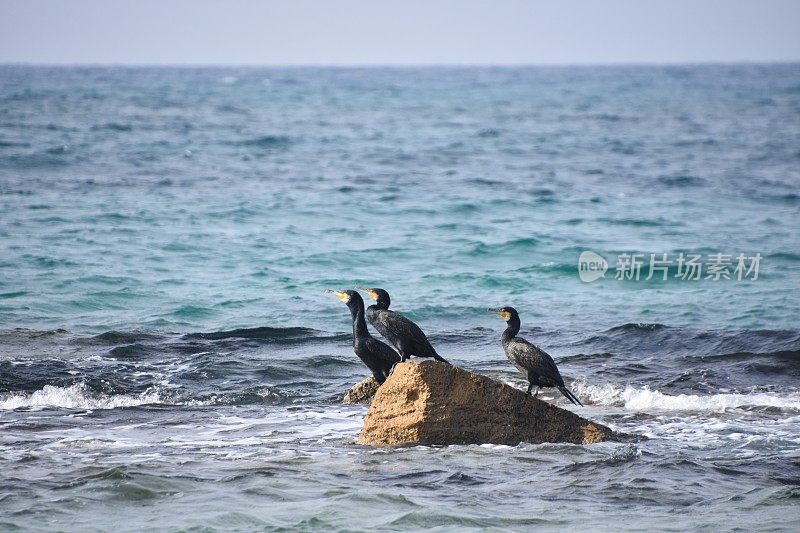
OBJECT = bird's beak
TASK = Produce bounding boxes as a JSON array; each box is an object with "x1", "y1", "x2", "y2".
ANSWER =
[
  {"x1": 356, "y1": 287, "x2": 377, "y2": 300},
  {"x1": 326, "y1": 290, "x2": 349, "y2": 302},
  {"x1": 489, "y1": 308, "x2": 509, "y2": 320},
  {"x1": 488, "y1": 308, "x2": 501, "y2": 314}
]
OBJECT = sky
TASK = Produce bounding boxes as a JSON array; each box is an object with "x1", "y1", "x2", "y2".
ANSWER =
[{"x1": 1, "y1": 0, "x2": 799, "y2": 66}]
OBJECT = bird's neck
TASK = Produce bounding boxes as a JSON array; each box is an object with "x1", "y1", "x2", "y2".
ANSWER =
[
  {"x1": 350, "y1": 305, "x2": 369, "y2": 339},
  {"x1": 502, "y1": 317, "x2": 520, "y2": 344},
  {"x1": 374, "y1": 296, "x2": 390, "y2": 310}
]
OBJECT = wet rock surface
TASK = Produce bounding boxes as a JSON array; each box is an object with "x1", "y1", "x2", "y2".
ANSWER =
[{"x1": 357, "y1": 360, "x2": 615, "y2": 446}]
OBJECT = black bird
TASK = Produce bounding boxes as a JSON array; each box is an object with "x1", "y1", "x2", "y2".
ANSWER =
[
  {"x1": 492, "y1": 306, "x2": 582, "y2": 406},
  {"x1": 328, "y1": 289, "x2": 400, "y2": 384},
  {"x1": 357, "y1": 288, "x2": 449, "y2": 364}
]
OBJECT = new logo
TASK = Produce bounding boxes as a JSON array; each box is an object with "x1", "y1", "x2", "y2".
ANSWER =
[{"x1": 578, "y1": 251, "x2": 608, "y2": 283}]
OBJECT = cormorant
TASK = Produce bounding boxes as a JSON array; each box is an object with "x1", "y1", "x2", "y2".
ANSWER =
[
  {"x1": 357, "y1": 288, "x2": 449, "y2": 364},
  {"x1": 328, "y1": 289, "x2": 400, "y2": 384},
  {"x1": 492, "y1": 306, "x2": 582, "y2": 406}
]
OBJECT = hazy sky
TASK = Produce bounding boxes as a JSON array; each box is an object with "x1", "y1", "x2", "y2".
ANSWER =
[{"x1": 1, "y1": 0, "x2": 799, "y2": 65}]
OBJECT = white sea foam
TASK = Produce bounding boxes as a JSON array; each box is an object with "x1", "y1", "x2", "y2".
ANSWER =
[
  {"x1": 573, "y1": 381, "x2": 800, "y2": 412},
  {"x1": 0, "y1": 382, "x2": 163, "y2": 411}
]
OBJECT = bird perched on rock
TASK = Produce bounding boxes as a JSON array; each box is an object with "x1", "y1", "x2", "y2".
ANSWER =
[
  {"x1": 357, "y1": 287, "x2": 449, "y2": 364},
  {"x1": 492, "y1": 306, "x2": 582, "y2": 406},
  {"x1": 328, "y1": 289, "x2": 400, "y2": 384}
]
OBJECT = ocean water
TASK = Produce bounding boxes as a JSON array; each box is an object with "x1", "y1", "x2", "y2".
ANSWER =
[{"x1": 1, "y1": 64, "x2": 799, "y2": 531}]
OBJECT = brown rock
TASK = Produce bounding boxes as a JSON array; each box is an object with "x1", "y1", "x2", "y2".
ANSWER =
[
  {"x1": 358, "y1": 360, "x2": 615, "y2": 446},
  {"x1": 343, "y1": 376, "x2": 379, "y2": 404}
]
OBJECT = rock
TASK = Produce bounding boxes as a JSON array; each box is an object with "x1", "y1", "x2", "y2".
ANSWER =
[
  {"x1": 358, "y1": 360, "x2": 615, "y2": 446},
  {"x1": 343, "y1": 376, "x2": 379, "y2": 404}
]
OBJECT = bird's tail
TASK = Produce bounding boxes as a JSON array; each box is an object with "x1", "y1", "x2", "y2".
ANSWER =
[
  {"x1": 431, "y1": 351, "x2": 450, "y2": 365},
  {"x1": 558, "y1": 386, "x2": 583, "y2": 406}
]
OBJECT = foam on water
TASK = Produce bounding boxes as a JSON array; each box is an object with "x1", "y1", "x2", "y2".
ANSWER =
[
  {"x1": 0, "y1": 382, "x2": 163, "y2": 410},
  {"x1": 574, "y1": 381, "x2": 800, "y2": 412}
]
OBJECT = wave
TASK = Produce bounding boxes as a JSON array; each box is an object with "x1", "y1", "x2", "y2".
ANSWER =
[
  {"x1": 0, "y1": 139, "x2": 31, "y2": 148},
  {"x1": 228, "y1": 135, "x2": 293, "y2": 148},
  {"x1": 580, "y1": 325, "x2": 800, "y2": 359},
  {"x1": 573, "y1": 381, "x2": 800, "y2": 412},
  {"x1": 0, "y1": 382, "x2": 163, "y2": 411},
  {"x1": 0, "y1": 149, "x2": 73, "y2": 169},
  {"x1": 0, "y1": 377, "x2": 315, "y2": 410},
  {"x1": 595, "y1": 216, "x2": 679, "y2": 227},
  {"x1": 469, "y1": 237, "x2": 540, "y2": 256},
  {"x1": 83, "y1": 330, "x2": 164, "y2": 345},
  {"x1": 657, "y1": 174, "x2": 708, "y2": 187},
  {"x1": 91, "y1": 122, "x2": 133, "y2": 132},
  {"x1": 186, "y1": 325, "x2": 323, "y2": 341},
  {"x1": 605, "y1": 322, "x2": 669, "y2": 333},
  {"x1": 3, "y1": 325, "x2": 340, "y2": 346}
]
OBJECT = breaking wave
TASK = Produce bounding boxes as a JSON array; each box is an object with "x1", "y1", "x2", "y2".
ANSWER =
[
  {"x1": 0, "y1": 382, "x2": 164, "y2": 411},
  {"x1": 574, "y1": 381, "x2": 800, "y2": 412}
]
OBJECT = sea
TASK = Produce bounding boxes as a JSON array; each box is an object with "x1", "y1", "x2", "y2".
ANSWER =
[{"x1": 1, "y1": 64, "x2": 799, "y2": 531}]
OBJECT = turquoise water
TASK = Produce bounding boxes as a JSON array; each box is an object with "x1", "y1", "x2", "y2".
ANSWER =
[
  {"x1": 2, "y1": 65, "x2": 799, "y2": 334},
  {"x1": 1, "y1": 65, "x2": 799, "y2": 531}
]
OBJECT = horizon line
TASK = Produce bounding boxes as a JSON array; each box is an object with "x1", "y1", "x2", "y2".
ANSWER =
[{"x1": 2, "y1": 59, "x2": 799, "y2": 69}]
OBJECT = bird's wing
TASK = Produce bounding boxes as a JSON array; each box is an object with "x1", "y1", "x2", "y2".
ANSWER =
[
  {"x1": 503, "y1": 340, "x2": 529, "y2": 374},
  {"x1": 371, "y1": 309, "x2": 436, "y2": 355},
  {"x1": 366, "y1": 308, "x2": 394, "y2": 339},
  {"x1": 536, "y1": 347, "x2": 566, "y2": 387},
  {"x1": 506, "y1": 337, "x2": 565, "y2": 387},
  {"x1": 385, "y1": 310, "x2": 428, "y2": 339},
  {"x1": 365, "y1": 336, "x2": 401, "y2": 366}
]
